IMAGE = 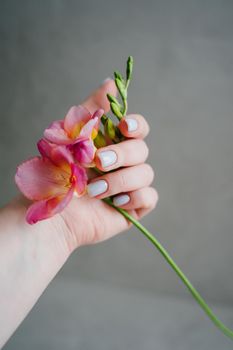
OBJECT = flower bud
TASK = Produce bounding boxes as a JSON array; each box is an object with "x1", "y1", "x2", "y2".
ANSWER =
[
  {"x1": 101, "y1": 114, "x2": 108, "y2": 125},
  {"x1": 94, "y1": 130, "x2": 107, "y2": 148},
  {"x1": 107, "y1": 94, "x2": 121, "y2": 108},
  {"x1": 114, "y1": 71, "x2": 124, "y2": 83},
  {"x1": 115, "y1": 78, "x2": 127, "y2": 100},
  {"x1": 110, "y1": 102, "x2": 123, "y2": 120},
  {"x1": 104, "y1": 118, "x2": 116, "y2": 140},
  {"x1": 126, "y1": 56, "x2": 133, "y2": 81}
]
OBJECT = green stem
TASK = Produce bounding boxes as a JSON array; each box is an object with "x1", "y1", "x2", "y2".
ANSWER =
[
  {"x1": 125, "y1": 79, "x2": 130, "y2": 90},
  {"x1": 122, "y1": 98, "x2": 128, "y2": 116},
  {"x1": 103, "y1": 197, "x2": 233, "y2": 340}
]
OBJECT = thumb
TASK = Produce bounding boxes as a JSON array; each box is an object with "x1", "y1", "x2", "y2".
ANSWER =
[{"x1": 81, "y1": 78, "x2": 117, "y2": 114}]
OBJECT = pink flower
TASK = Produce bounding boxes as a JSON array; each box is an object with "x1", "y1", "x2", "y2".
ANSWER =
[
  {"x1": 15, "y1": 140, "x2": 87, "y2": 224},
  {"x1": 44, "y1": 105, "x2": 104, "y2": 167}
]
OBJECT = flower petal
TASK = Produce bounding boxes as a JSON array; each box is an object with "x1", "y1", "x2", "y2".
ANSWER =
[
  {"x1": 71, "y1": 164, "x2": 88, "y2": 196},
  {"x1": 79, "y1": 117, "x2": 99, "y2": 140},
  {"x1": 44, "y1": 120, "x2": 71, "y2": 145},
  {"x1": 15, "y1": 157, "x2": 70, "y2": 201},
  {"x1": 92, "y1": 108, "x2": 104, "y2": 130},
  {"x1": 26, "y1": 186, "x2": 74, "y2": 224},
  {"x1": 64, "y1": 105, "x2": 91, "y2": 137},
  {"x1": 37, "y1": 139, "x2": 74, "y2": 172},
  {"x1": 73, "y1": 139, "x2": 96, "y2": 167}
]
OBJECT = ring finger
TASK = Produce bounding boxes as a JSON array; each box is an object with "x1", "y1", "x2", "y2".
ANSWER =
[{"x1": 87, "y1": 163, "x2": 154, "y2": 199}]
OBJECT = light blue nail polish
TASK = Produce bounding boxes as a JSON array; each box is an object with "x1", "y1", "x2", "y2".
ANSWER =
[
  {"x1": 99, "y1": 150, "x2": 117, "y2": 168},
  {"x1": 125, "y1": 118, "x2": 138, "y2": 132},
  {"x1": 87, "y1": 180, "x2": 108, "y2": 197}
]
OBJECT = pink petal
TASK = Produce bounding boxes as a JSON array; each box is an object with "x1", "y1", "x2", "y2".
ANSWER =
[
  {"x1": 73, "y1": 139, "x2": 96, "y2": 167},
  {"x1": 37, "y1": 139, "x2": 74, "y2": 171},
  {"x1": 79, "y1": 117, "x2": 99, "y2": 139},
  {"x1": 26, "y1": 186, "x2": 74, "y2": 224},
  {"x1": 92, "y1": 108, "x2": 104, "y2": 130},
  {"x1": 15, "y1": 157, "x2": 70, "y2": 201},
  {"x1": 92, "y1": 108, "x2": 104, "y2": 119},
  {"x1": 64, "y1": 105, "x2": 91, "y2": 135},
  {"x1": 71, "y1": 164, "x2": 88, "y2": 195},
  {"x1": 44, "y1": 120, "x2": 71, "y2": 145}
]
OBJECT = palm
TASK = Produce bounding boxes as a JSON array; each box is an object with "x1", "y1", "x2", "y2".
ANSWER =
[{"x1": 61, "y1": 195, "x2": 130, "y2": 247}]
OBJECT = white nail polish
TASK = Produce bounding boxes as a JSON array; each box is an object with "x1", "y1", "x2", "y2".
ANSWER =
[
  {"x1": 87, "y1": 180, "x2": 108, "y2": 197},
  {"x1": 125, "y1": 118, "x2": 138, "y2": 132},
  {"x1": 99, "y1": 150, "x2": 117, "y2": 168},
  {"x1": 113, "y1": 194, "x2": 130, "y2": 207}
]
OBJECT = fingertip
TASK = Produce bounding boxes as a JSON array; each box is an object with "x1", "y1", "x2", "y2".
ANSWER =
[
  {"x1": 94, "y1": 147, "x2": 118, "y2": 172},
  {"x1": 94, "y1": 154, "x2": 105, "y2": 172},
  {"x1": 118, "y1": 114, "x2": 150, "y2": 139}
]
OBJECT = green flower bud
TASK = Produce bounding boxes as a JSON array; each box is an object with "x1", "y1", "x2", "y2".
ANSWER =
[
  {"x1": 101, "y1": 114, "x2": 108, "y2": 125},
  {"x1": 126, "y1": 56, "x2": 133, "y2": 81},
  {"x1": 104, "y1": 118, "x2": 116, "y2": 140},
  {"x1": 110, "y1": 102, "x2": 123, "y2": 120},
  {"x1": 94, "y1": 130, "x2": 107, "y2": 148},
  {"x1": 115, "y1": 78, "x2": 127, "y2": 100},
  {"x1": 107, "y1": 93, "x2": 121, "y2": 107},
  {"x1": 114, "y1": 71, "x2": 124, "y2": 83}
]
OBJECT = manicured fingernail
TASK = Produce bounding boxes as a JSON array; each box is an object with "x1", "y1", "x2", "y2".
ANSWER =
[
  {"x1": 102, "y1": 77, "x2": 112, "y2": 85},
  {"x1": 98, "y1": 150, "x2": 117, "y2": 168},
  {"x1": 113, "y1": 194, "x2": 130, "y2": 206},
  {"x1": 87, "y1": 180, "x2": 108, "y2": 197},
  {"x1": 125, "y1": 118, "x2": 138, "y2": 132}
]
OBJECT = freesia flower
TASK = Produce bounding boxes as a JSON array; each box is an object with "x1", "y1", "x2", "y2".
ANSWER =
[
  {"x1": 15, "y1": 139, "x2": 87, "y2": 224},
  {"x1": 44, "y1": 105, "x2": 104, "y2": 167},
  {"x1": 13, "y1": 56, "x2": 233, "y2": 340}
]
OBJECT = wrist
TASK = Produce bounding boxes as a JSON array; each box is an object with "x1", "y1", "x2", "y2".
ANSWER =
[
  {"x1": 1, "y1": 196, "x2": 73, "y2": 263},
  {"x1": 0, "y1": 196, "x2": 73, "y2": 347}
]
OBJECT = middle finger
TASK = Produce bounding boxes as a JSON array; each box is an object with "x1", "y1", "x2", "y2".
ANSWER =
[
  {"x1": 95, "y1": 139, "x2": 149, "y2": 172},
  {"x1": 87, "y1": 163, "x2": 154, "y2": 199}
]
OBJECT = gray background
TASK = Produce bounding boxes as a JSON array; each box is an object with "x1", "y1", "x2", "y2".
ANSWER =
[{"x1": 1, "y1": 0, "x2": 233, "y2": 349}]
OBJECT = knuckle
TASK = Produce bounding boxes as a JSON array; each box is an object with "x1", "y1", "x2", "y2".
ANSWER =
[
  {"x1": 142, "y1": 141, "x2": 149, "y2": 159},
  {"x1": 143, "y1": 163, "x2": 155, "y2": 183},
  {"x1": 139, "y1": 188, "x2": 158, "y2": 209},
  {"x1": 138, "y1": 115, "x2": 150, "y2": 137},
  {"x1": 150, "y1": 188, "x2": 159, "y2": 209},
  {"x1": 139, "y1": 191, "x2": 150, "y2": 208},
  {"x1": 117, "y1": 170, "x2": 128, "y2": 190},
  {"x1": 144, "y1": 120, "x2": 150, "y2": 136}
]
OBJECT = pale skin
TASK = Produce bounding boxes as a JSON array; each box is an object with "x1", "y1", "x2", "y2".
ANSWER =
[{"x1": 0, "y1": 79, "x2": 158, "y2": 348}]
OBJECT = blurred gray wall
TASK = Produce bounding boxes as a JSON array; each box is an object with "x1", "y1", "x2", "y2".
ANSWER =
[{"x1": 0, "y1": 0, "x2": 233, "y2": 304}]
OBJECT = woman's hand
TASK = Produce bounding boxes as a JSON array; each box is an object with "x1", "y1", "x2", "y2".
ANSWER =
[
  {"x1": 0, "y1": 79, "x2": 158, "y2": 346},
  {"x1": 58, "y1": 79, "x2": 158, "y2": 251}
]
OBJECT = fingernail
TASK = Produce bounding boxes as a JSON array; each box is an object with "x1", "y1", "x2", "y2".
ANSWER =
[
  {"x1": 125, "y1": 118, "x2": 138, "y2": 132},
  {"x1": 87, "y1": 180, "x2": 108, "y2": 197},
  {"x1": 98, "y1": 150, "x2": 117, "y2": 168},
  {"x1": 102, "y1": 77, "x2": 112, "y2": 85},
  {"x1": 113, "y1": 194, "x2": 130, "y2": 206}
]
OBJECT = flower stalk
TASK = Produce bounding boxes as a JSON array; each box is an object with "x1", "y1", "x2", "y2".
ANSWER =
[
  {"x1": 104, "y1": 197, "x2": 233, "y2": 339},
  {"x1": 103, "y1": 57, "x2": 233, "y2": 340}
]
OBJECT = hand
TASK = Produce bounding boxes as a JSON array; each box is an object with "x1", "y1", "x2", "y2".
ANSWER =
[
  {"x1": 0, "y1": 79, "x2": 158, "y2": 346},
  {"x1": 58, "y1": 79, "x2": 158, "y2": 251}
]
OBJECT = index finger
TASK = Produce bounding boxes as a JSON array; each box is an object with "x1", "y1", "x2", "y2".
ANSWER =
[
  {"x1": 82, "y1": 79, "x2": 117, "y2": 114},
  {"x1": 118, "y1": 114, "x2": 150, "y2": 139}
]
